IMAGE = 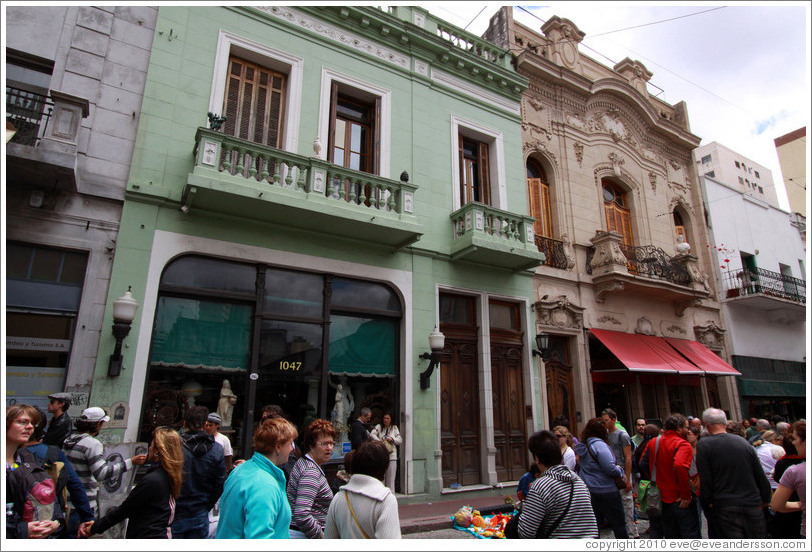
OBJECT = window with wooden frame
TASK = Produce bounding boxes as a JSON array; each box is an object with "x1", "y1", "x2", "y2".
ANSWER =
[
  {"x1": 526, "y1": 159, "x2": 552, "y2": 238},
  {"x1": 222, "y1": 56, "x2": 286, "y2": 147},
  {"x1": 328, "y1": 84, "x2": 380, "y2": 174},
  {"x1": 673, "y1": 210, "x2": 687, "y2": 243},
  {"x1": 602, "y1": 179, "x2": 633, "y2": 247},
  {"x1": 459, "y1": 136, "x2": 491, "y2": 206}
]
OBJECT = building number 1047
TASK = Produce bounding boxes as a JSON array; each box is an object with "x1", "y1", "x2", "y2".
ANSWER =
[{"x1": 279, "y1": 361, "x2": 302, "y2": 371}]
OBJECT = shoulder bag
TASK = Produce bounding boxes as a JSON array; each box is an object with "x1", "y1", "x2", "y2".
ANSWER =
[
  {"x1": 585, "y1": 441, "x2": 625, "y2": 490},
  {"x1": 345, "y1": 490, "x2": 371, "y2": 539},
  {"x1": 637, "y1": 437, "x2": 662, "y2": 514}
]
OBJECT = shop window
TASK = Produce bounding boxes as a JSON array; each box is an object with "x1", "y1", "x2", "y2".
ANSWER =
[{"x1": 142, "y1": 255, "x2": 402, "y2": 462}]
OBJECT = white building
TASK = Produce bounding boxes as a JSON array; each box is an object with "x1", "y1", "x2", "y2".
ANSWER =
[
  {"x1": 699, "y1": 169, "x2": 806, "y2": 420},
  {"x1": 695, "y1": 141, "x2": 781, "y2": 210}
]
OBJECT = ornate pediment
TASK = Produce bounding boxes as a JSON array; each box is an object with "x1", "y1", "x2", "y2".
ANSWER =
[
  {"x1": 535, "y1": 295, "x2": 585, "y2": 330},
  {"x1": 694, "y1": 321, "x2": 725, "y2": 351}
]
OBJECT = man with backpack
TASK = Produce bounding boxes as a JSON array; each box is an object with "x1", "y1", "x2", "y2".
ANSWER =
[
  {"x1": 171, "y1": 406, "x2": 226, "y2": 539},
  {"x1": 62, "y1": 406, "x2": 147, "y2": 538},
  {"x1": 24, "y1": 407, "x2": 95, "y2": 537}
]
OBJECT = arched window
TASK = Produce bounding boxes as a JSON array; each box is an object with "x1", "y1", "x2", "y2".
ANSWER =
[
  {"x1": 602, "y1": 179, "x2": 634, "y2": 247},
  {"x1": 526, "y1": 159, "x2": 552, "y2": 238},
  {"x1": 673, "y1": 210, "x2": 687, "y2": 242}
]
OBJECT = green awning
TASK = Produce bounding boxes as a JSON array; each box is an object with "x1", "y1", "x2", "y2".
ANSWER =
[
  {"x1": 328, "y1": 316, "x2": 395, "y2": 377},
  {"x1": 150, "y1": 298, "x2": 252, "y2": 370},
  {"x1": 737, "y1": 378, "x2": 806, "y2": 397}
]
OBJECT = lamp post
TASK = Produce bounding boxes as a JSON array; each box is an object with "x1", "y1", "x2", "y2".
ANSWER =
[
  {"x1": 419, "y1": 326, "x2": 446, "y2": 390},
  {"x1": 108, "y1": 287, "x2": 139, "y2": 377},
  {"x1": 532, "y1": 332, "x2": 550, "y2": 360}
]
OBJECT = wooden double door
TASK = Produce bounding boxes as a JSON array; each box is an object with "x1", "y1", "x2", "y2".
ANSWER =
[{"x1": 440, "y1": 327, "x2": 528, "y2": 487}]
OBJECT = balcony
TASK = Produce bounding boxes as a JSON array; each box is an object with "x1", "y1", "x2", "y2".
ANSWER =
[
  {"x1": 721, "y1": 267, "x2": 805, "y2": 322},
  {"x1": 449, "y1": 202, "x2": 544, "y2": 271},
  {"x1": 6, "y1": 86, "x2": 89, "y2": 191},
  {"x1": 535, "y1": 235, "x2": 575, "y2": 270},
  {"x1": 179, "y1": 128, "x2": 422, "y2": 250},
  {"x1": 586, "y1": 231, "x2": 710, "y2": 315}
]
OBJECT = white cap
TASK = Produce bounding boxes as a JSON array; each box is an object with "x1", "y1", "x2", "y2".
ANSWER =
[{"x1": 81, "y1": 406, "x2": 110, "y2": 423}]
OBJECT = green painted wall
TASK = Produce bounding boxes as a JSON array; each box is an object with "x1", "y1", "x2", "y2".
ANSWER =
[{"x1": 94, "y1": 6, "x2": 536, "y2": 491}]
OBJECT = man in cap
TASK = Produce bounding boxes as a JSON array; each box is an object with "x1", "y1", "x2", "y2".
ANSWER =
[
  {"x1": 204, "y1": 412, "x2": 233, "y2": 472},
  {"x1": 43, "y1": 392, "x2": 73, "y2": 447},
  {"x1": 62, "y1": 406, "x2": 147, "y2": 538}
]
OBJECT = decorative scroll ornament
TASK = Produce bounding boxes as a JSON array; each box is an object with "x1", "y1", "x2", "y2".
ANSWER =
[
  {"x1": 573, "y1": 142, "x2": 584, "y2": 167},
  {"x1": 694, "y1": 321, "x2": 725, "y2": 350},
  {"x1": 608, "y1": 152, "x2": 625, "y2": 177},
  {"x1": 535, "y1": 295, "x2": 585, "y2": 330}
]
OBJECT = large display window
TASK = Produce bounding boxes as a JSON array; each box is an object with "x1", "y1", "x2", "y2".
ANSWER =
[{"x1": 139, "y1": 256, "x2": 401, "y2": 460}]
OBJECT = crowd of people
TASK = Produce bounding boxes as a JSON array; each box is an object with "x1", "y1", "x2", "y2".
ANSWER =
[
  {"x1": 511, "y1": 409, "x2": 806, "y2": 540},
  {"x1": 7, "y1": 392, "x2": 805, "y2": 541},
  {"x1": 6, "y1": 394, "x2": 402, "y2": 539}
]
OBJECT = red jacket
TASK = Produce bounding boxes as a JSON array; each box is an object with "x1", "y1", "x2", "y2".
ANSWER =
[{"x1": 644, "y1": 430, "x2": 693, "y2": 504}]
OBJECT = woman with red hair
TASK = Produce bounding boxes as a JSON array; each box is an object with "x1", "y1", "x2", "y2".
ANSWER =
[{"x1": 287, "y1": 419, "x2": 337, "y2": 538}]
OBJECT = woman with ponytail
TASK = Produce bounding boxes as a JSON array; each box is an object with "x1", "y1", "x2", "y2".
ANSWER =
[{"x1": 78, "y1": 426, "x2": 184, "y2": 539}]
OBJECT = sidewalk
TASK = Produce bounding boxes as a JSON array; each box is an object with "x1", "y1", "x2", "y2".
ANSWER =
[{"x1": 398, "y1": 491, "x2": 517, "y2": 535}]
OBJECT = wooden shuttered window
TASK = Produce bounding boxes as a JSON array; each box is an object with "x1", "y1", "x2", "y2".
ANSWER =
[
  {"x1": 327, "y1": 84, "x2": 379, "y2": 175},
  {"x1": 602, "y1": 180, "x2": 634, "y2": 248},
  {"x1": 222, "y1": 57, "x2": 285, "y2": 148},
  {"x1": 527, "y1": 177, "x2": 552, "y2": 238}
]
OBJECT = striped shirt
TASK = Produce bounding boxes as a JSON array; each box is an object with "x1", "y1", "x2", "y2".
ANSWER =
[
  {"x1": 286, "y1": 454, "x2": 333, "y2": 538},
  {"x1": 62, "y1": 432, "x2": 133, "y2": 511},
  {"x1": 518, "y1": 464, "x2": 598, "y2": 539}
]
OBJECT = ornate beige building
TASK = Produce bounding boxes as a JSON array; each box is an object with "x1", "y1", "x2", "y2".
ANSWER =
[{"x1": 485, "y1": 8, "x2": 742, "y2": 432}]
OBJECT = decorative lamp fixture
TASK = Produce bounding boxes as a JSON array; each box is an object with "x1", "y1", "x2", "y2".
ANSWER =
[
  {"x1": 419, "y1": 326, "x2": 446, "y2": 390},
  {"x1": 532, "y1": 332, "x2": 550, "y2": 360},
  {"x1": 108, "y1": 287, "x2": 139, "y2": 377}
]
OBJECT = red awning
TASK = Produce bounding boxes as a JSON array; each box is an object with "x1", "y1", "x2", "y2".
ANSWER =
[
  {"x1": 590, "y1": 329, "x2": 704, "y2": 374},
  {"x1": 665, "y1": 338, "x2": 742, "y2": 376}
]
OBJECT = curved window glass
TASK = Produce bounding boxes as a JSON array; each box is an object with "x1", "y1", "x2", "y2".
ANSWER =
[
  {"x1": 331, "y1": 277, "x2": 401, "y2": 314},
  {"x1": 264, "y1": 268, "x2": 324, "y2": 319},
  {"x1": 161, "y1": 256, "x2": 256, "y2": 294}
]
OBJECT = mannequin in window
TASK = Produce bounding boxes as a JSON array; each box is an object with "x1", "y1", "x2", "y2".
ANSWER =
[
  {"x1": 217, "y1": 379, "x2": 237, "y2": 428},
  {"x1": 330, "y1": 376, "x2": 354, "y2": 443}
]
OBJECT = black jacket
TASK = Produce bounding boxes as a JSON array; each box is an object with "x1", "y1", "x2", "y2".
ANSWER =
[
  {"x1": 91, "y1": 464, "x2": 173, "y2": 539},
  {"x1": 175, "y1": 430, "x2": 226, "y2": 519},
  {"x1": 350, "y1": 419, "x2": 371, "y2": 450},
  {"x1": 42, "y1": 412, "x2": 72, "y2": 448}
]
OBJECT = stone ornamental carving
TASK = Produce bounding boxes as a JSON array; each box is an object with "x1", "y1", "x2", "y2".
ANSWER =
[
  {"x1": 561, "y1": 233, "x2": 576, "y2": 269},
  {"x1": 663, "y1": 323, "x2": 687, "y2": 336},
  {"x1": 566, "y1": 113, "x2": 587, "y2": 131},
  {"x1": 597, "y1": 314, "x2": 623, "y2": 326},
  {"x1": 608, "y1": 152, "x2": 625, "y2": 177},
  {"x1": 535, "y1": 295, "x2": 585, "y2": 330},
  {"x1": 601, "y1": 108, "x2": 628, "y2": 142},
  {"x1": 594, "y1": 279, "x2": 626, "y2": 302},
  {"x1": 649, "y1": 171, "x2": 657, "y2": 193},
  {"x1": 694, "y1": 321, "x2": 725, "y2": 351},
  {"x1": 675, "y1": 234, "x2": 691, "y2": 254},
  {"x1": 614, "y1": 58, "x2": 653, "y2": 97},
  {"x1": 573, "y1": 142, "x2": 584, "y2": 167},
  {"x1": 635, "y1": 317, "x2": 655, "y2": 335},
  {"x1": 540, "y1": 16, "x2": 585, "y2": 71}
]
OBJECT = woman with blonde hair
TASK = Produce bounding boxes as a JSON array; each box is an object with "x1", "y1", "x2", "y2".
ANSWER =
[
  {"x1": 79, "y1": 426, "x2": 183, "y2": 538},
  {"x1": 217, "y1": 417, "x2": 298, "y2": 538},
  {"x1": 553, "y1": 425, "x2": 576, "y2": 471}
]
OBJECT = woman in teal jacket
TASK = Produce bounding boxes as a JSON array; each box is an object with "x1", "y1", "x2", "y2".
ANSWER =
[{"x1": 216, "y1": 418, "x2": 298, "y2": 538}]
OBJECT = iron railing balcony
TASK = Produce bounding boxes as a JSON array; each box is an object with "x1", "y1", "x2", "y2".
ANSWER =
[
  {"x1": 177, "y1": 127, "x2": 422, "y2": 250},
  {"x1": 6, "y1": 86, "x2": 54, "y2": 146},
  {"x1": 534, "y1": 235, "x2": 572, "y2": 270},
  {"x1": 586, "y1": 243, "x2": 691, "y2": 286},
  {"x1": 722, "y1": 267, "x2": 806, "y2": 305}
]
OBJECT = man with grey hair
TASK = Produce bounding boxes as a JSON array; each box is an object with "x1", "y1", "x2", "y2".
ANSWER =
[
  {"x1": 696, "y1": 407, "x2": 772, "y2": 538},
  {"x1": 775, "y1": 421, "x2": 791, "y2": 437},
  {"x1": 350, "y1": 407, "x2": 373, "y2": 450},
  {"x1": 748, "y1": 418, "x2": 771, "y2": 443}
]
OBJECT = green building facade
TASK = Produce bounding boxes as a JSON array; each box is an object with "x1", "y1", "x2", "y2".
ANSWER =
[{"x1": 92, "y1": 5, "x2": 544, "y2": 498}]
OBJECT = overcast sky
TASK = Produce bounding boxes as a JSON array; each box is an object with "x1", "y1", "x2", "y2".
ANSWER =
[{"x1": 422, "y1": 1, "x2": 810, "y2": 211}]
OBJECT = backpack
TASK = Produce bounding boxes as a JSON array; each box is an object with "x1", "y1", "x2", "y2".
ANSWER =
[
  {"x1": 8, "y1": 448, "x2": 66, "y2": 534},
  {"x1": 43, "y1": 445, "x2": 70, "y2": 524}
]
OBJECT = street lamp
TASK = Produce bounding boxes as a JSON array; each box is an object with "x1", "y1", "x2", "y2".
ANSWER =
[
  {"x1": 108, "y1": 287, "x2": 139, "y2": 377},
  {"x1": 532, "y1": 332, "x2": 550, "y2": 360},
  {"x1": 419, "y1": 326, "x2": 446, "y2": 390}
]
